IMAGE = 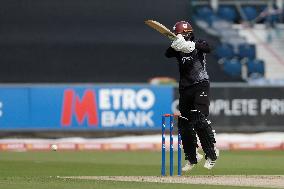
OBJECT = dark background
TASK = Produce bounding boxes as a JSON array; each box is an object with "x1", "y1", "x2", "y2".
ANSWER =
[{"x1": 0, "y1": 0, "x2": 234, "y2": 82}]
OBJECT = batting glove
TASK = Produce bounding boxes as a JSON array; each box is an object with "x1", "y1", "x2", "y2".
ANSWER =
[
  {"x1": 171, "y1": 34, "x2": 186, "y2": 51},
  {"x1": 180, "y1": 41, "x2": 195, "y2": 53}
]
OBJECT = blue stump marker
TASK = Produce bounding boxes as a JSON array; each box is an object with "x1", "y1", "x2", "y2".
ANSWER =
[
  {"x1": 161, "y1": 116, "x2": 166, "y2": 176},
  {"x1": 178, "y1": 127, "x2": 182, "y2": 176},
  {"x1": 169, "y1": 115, "x2": 174, "y2": 176}
]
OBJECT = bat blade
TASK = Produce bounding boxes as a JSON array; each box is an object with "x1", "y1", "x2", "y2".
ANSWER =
[{"x1": 145, "y1": 20, "x2": 177, "y2": 40}]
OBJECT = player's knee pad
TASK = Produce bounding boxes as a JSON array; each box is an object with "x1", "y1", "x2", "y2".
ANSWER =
[{"x1": 190, "y1": 110, "x2": 217, "y2": 161}]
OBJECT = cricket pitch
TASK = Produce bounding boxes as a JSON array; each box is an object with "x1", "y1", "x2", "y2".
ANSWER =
[{"x1": 61, "y1": 175, "x2": 284, "y2": 188}]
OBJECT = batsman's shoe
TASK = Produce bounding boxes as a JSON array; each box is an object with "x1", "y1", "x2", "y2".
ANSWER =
[
  {"x1": 204, "y1": 158, "x2": 216, "y2": 169},
  {"x1": 182, "y1": 162, "x2": 195, "y2": 172},
  {"x1": 182, "y1": 152, "x2": 203, "y2": 172}
]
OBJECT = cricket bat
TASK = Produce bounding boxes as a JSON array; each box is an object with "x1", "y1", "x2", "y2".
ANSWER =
[{"x1": 145, "y1": 20, "x2": 177, "y2": 41}]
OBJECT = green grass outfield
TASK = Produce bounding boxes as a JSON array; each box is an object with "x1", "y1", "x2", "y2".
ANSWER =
[{"x1": 0, "y1": 150, "x2": 283, "y2": 189}]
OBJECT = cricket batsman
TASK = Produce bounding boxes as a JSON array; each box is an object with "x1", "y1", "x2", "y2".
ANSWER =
[{"x1": 165, "y1": 21, "x2": 219, "y2": 171}]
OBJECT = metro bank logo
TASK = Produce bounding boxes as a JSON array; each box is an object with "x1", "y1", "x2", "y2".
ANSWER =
[{"x1": 61, "y1": 88, "x2": 155, "y2": 128}]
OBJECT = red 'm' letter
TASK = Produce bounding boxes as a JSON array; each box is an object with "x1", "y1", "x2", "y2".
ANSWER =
[
  {"x1": 61, "y1": 89, "x2": 99, "y2": 126},
  {"x1": 74, "y1": 90, "x2": 98, "y2": 126}
]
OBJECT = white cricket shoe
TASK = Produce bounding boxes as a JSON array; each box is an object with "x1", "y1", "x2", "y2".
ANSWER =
[
  {"x1": 204, "y1": 158, "x2": 216, "y2": 169},
  {"x1": 204, "y1": 148, "x2": 219, "y2": 169},
  {"x1": 182, "y1": 152, "x2": 204, "y2": 172},
  {"x1": 182, "y1": 162, "x2": 195, "y2": 172}
]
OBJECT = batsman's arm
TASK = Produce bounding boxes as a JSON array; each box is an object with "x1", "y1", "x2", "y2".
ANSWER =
[
  {"x1": 195, "y1": 40, "x2": 211, "y2": 53},
  {"x1": 165, "y1": 47, "x2": 178, "y2": 58}
]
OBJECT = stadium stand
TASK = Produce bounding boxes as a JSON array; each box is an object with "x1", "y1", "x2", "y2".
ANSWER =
[
  {"x1": 242, "y1": 6, "x2": 259, "y2": 21},
  {"x1": 238, "y1": 43, "x2": 256, "y2": 60},
  {"x1": 216, "y1": 43, "x2": 235, "y2": 59},
  {"x1": 221, "y1": 58, "x2": 242, "y2": 78},
  {"x1": 245, "y1": 58, "x2": 265, "y2": 78},
  {"x1": 217, "y1": 5, "x2": 239, "y2": 22},
  {"x1": 192, "y1": 0, "x2": 284, "y2": 80}
]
